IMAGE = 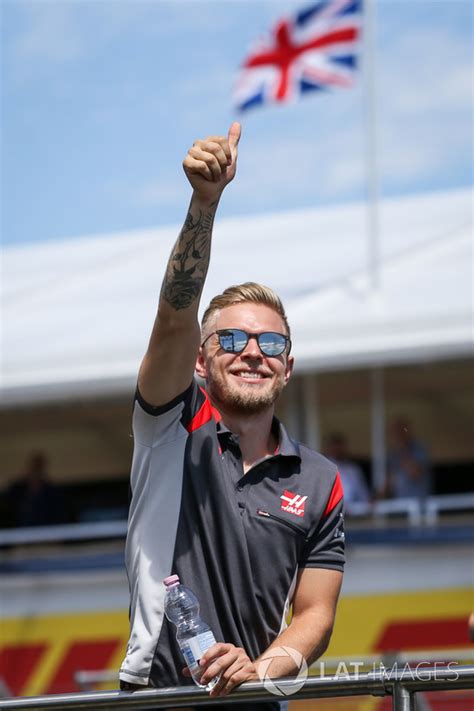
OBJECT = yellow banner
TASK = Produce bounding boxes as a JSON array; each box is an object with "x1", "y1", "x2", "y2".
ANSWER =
[{"x1": 1, "y1": 587, "x2": 471, "y2": 700}]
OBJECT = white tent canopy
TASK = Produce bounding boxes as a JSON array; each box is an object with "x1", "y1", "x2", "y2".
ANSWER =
[{"x1": 2, "y1": 187, "x2": 472, "y2": 406}]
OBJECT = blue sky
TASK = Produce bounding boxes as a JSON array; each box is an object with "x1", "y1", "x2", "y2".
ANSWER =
[{"x1": 2, "y1": 0, "x2": 473, "y2": 246}]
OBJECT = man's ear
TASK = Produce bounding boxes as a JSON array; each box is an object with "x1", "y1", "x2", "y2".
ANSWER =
[
  {"x1": 195, "y1": 347, "x2": 207, "y2": 378},
  {"x1": 284, "y1": 355, "x2": 294, "y2": 385}
]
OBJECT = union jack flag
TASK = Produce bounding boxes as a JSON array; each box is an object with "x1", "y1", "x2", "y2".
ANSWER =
[{"x1": 233, "y1": 0, "x2": 363, "y2": 111}]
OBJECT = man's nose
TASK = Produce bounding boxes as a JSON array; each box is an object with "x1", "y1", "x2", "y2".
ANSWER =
[{"x1": 240, "y1": 334, "x2": 262, "y2": 358}]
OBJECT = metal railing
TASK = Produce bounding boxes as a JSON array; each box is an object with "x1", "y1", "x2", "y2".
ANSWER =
[
  {"x1": 424, "y1": 492, "x2": 474, "y2": 525},
  {"x1": 347, "y1": 492, "x2": 474, "y2": 525},
  {"x1": 1, "y1": 665, "x2": 473, "y2": 710},
  {"x1": 348, "y1": 498, "x2": 423, "y2": 524},
  {"x1": 73, "y1": 648, "x2": 474, "y2": 691},
  {"x1": 0, "y1": 520, "x2": 128, "y2": 547}
]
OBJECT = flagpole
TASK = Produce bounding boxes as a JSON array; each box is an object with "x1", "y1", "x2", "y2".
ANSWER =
[
  {"x1": 363, "y1": 0, "x2": 380, "y2": 289},
  {"x1": 364, "y1": 0, "x2": 387, "y2": 494}
]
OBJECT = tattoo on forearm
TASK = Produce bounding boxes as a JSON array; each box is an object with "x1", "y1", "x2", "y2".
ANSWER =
[{"x1": 162, "y1": 206, "x2": 215, "y2": 310}]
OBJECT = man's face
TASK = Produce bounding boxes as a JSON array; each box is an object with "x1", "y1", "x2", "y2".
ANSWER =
[{"x1": 196, "y1": 303, "x2": 294, "y2": 415}]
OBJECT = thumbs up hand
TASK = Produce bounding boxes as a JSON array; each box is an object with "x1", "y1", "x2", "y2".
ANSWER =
[{"x1": 182, "y1": 122, "x2": 241, "y2": 202}]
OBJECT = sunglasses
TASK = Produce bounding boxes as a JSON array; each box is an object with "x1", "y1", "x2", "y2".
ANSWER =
[{"x1": 202, "y1": 328, "x2": 291, "y2": 357}]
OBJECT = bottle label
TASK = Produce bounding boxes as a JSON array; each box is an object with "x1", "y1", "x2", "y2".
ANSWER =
[{"x1": 180, "y1": 631, "x2": 216, "y2": 671}]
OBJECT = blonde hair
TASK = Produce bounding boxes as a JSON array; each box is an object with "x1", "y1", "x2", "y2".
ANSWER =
[{"x1": 201, "y1": 282, "x2": 291, "y2": 338}]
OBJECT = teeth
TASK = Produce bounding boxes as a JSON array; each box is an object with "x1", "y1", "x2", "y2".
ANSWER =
[{"x1": 236, "y1": 372, "x2": 264, "y2": 379}]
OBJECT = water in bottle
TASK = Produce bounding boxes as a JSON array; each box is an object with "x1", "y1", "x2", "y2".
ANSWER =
[{"x1": 163, "y1": 574, "x2": 220, "y2": 690}]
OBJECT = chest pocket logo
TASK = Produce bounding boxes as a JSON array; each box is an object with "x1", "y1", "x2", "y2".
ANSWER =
[{"x1": 280, "y1": 489, "x2": 308, "y2": 517}]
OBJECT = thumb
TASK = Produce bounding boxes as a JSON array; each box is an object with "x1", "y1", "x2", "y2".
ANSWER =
[{"x1": 228, "y1": 121, "x2": 241, "y2": 157}]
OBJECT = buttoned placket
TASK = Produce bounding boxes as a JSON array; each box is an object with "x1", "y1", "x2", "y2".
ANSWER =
[
  {"x1": 217, "y1": 418, "x2": 301, "y2": 517},
  {"x1": 218, "y1": 432, "x2": 248, "y2": 511},
  {"x1": 219, "y1": 434, "x2": 280, "y2": 514}
]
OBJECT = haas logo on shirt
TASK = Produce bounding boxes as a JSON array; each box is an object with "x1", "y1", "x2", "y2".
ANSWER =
[{"x1": 280, "y1": 490, "x2": 308, "y2": 517}]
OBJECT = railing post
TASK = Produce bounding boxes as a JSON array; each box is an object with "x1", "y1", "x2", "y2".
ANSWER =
[{"x1": 392, "y1": 682, "x2": 416, "y2": 711}]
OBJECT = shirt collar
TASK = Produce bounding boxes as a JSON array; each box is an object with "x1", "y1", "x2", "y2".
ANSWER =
[
  {"x1": 216, "y1": 416, "x2": 301, "y2": 461},
  {"x1": 273, "y1": 417, "x2": 301, "y2": 460}
]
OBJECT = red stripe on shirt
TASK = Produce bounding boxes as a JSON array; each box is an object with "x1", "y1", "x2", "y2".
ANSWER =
[
  {"x1": 322, "y1": 471, "x2": 344, "y2": 517},
  {"x1": 187, "y1": 389, "x2": 220, "y2": 432},
  {"x1": 211, "y1": 406, "x2": 221, "y2": 423},
  {"x1": 200, "y1": 387, "x2": 221, "y2": 423}
]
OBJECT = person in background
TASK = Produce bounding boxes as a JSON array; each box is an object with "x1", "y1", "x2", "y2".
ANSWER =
[
  {"x1": 5, "y1": 452, "x2": 65, "y2": 527},
  {"x1": 325, "y1": 433, "x2": 371, "y2": 513},
  {"x1": 386, "y1": 418, "x2": 431, "y2": 500}
]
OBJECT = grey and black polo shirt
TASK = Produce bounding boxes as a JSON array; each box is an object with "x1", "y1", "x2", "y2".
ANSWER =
[{"x1": 120, "y1": 378, "x2": 345, "y2": 689}]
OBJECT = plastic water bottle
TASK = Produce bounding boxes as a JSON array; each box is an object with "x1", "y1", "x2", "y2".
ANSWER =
[{"x1": 163, "y1": 574, "x2": 220, "y2": 690}]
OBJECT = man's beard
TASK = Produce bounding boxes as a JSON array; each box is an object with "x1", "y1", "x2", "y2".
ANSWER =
[{"x1": 206, "y1": 368, "x2": 285, "y2": 415}]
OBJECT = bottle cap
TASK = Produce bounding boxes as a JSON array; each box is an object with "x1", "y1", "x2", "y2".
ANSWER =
[{"x1": 163, "y1": 574, "x2": 180, "y2": 587}]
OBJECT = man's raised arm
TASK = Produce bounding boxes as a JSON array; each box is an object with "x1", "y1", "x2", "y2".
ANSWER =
[{"x1": 138, "y1": 123, "x2": 241, "y2": 407}]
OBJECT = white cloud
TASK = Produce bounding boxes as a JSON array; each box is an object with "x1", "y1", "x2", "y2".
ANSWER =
[
  {"x1": 133, "y1": 178, "x2": 187, "y2": 208},
  {"x1": 379, "y1": 135, "x2": 441, "y2": 182},
  {"x1": 389, "y1": 64, "x2": 473, "y2": 116},
  {"x1": 7, "y1": 0, "x2": 166, "y2": 76},
  {"x1": 370, "y1": 21, "x2": 473, "y2": 188},
  {"x1": 380, "y1": 26, "x2": 473, "y2": 117},
  {"x1": 12, "y1": 2, "x2": 83, "y2": 65},
  {"x1": 8, "y1": 0, "x2": 241, "y2": 69},
  {"x1": 224, "y1": 125, "x2": 365, "y2": 209},
  {"x1": 323, "y1": 155, "x2": 365, "y2": 195}
]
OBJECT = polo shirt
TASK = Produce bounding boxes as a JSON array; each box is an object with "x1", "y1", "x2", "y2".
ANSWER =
[{"x1": 120, "y1": 378, "x2": 345, "y2": 692}]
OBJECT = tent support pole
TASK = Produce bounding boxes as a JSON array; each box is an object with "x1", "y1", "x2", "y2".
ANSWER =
[{"x1": 371, "y1": 367, "x2": 386, "y2": 494}]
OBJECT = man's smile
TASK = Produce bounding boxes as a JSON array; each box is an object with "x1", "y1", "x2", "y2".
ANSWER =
[{"x1": 230, "y1": 369, "x2": 271, "y2": 381}]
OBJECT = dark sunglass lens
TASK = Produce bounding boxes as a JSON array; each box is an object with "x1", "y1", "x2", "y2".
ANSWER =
[
  {"x1": 258, "y1": 332, "x2": 286, "y2": 356},
  {"x1": 219, "y1": 329, "x2": 248, "y2": 353}
]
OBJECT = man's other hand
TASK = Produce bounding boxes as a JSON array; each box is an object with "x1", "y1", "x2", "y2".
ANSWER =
[{"x1": 183, "y1": 123, "x2": 241, "y2": 202}]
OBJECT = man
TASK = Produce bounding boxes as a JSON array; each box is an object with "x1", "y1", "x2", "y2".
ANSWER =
[
  {"x1": 386, "y1": 418, "x2": 431, "y2": 500},
  {"x1": 5, "y1": 452, "x2": 66, "y2": 527},
  {"x1": 119, "y1": 123, "x2": 344, "y2": 706}
]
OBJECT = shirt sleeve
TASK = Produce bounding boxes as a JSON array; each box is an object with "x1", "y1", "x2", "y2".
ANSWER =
[
  {"x1": 135, "y1": 381, "x2": 195, "y2": 417},
  {"x1": 299, "y1": 473, "x2": 345, "y2": 572},
  {"x1": 132, "y1": 378, "x2": 209, "y2": 448}
]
